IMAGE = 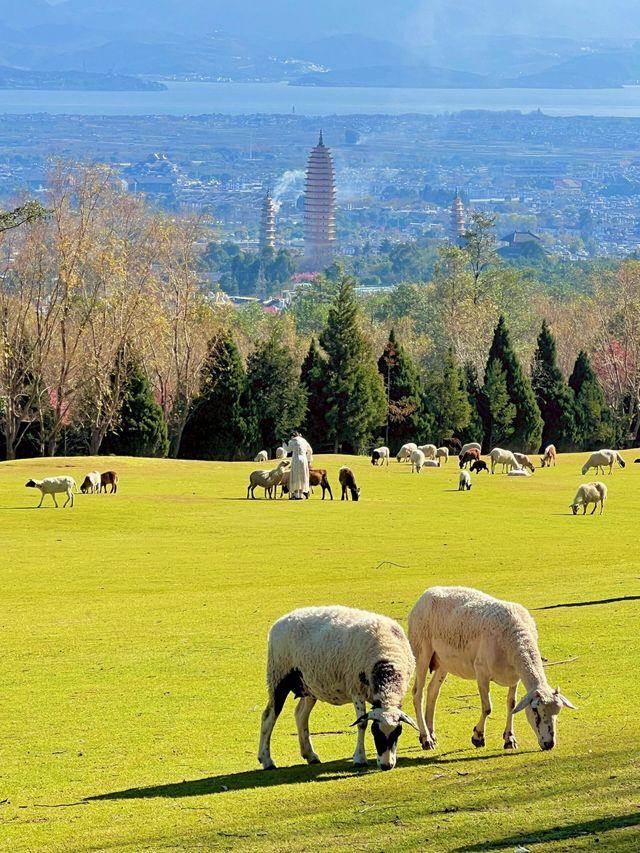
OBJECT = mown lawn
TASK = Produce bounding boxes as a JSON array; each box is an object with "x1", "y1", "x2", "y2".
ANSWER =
[{"x1": 0, "y1": 452, "x2": 638, "y2": 852}]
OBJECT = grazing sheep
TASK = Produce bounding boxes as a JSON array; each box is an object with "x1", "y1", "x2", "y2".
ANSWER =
[
  {"x1": 470, "y1": 460, "x2": 489, "y2": 474},
  {"x1": 25, "y1": 476, "x2": 76, "y2": 508},
  {"x1": 540, "y1": 444, "x2": 557, "y2": 468},
  {"x1": 247, "y1": 460, "x2": 290, "y2": 500},
  {"x1": 418, "y1": 444, "x2": 437, "y2": 461},
  {"x1": 411, "y1": 448, "x2": 426, "y2": 473},
  {"x1": 571, "y1": 481, "x2": 607, "y2": 515},
  {"x1": 275, "y1": 446, "x2": 288, "y2": 460},
  {"x1": 396, "y1": 442, "x2": 417, "y2": 463},
  {"x1": 258, "y1": 605, "x2": 417, "y2": 771},
  {"x1": 371, "y1": 446, "x2": 390, "y2": 466},
  {"x1": 490, "y1": 448, "x2": 521, "y2": 474},
  {"x1": 281, "y1": 468, "x2": 333, "y2": 500},
  {"x1": 460, "y1": 442, "x2": 482, "y2": 456},
  {"x1": 581, "y1": 449, "x2": 625, "y2": 476},
  {"x1": 436, "y1": 447, "x2": 449, "y2": 466},
  {"x1": 100, "y1": 471, "x2": 119, "y2": 494},
  {"x1": 458, "y1": 470, "x2": 472, "y2": 491},
  {"x1": 408, "y1": 586, "x2": 576, "y2": 752},
  {"x1": 339, "y1": 466, "x2": 360, "y2": 501},
  {"x1": 440, "y1": 437, "x2": 462, "y2": 455},
  {"x1": 254, "y1": 450, "x2": 269, "y2": 463},
  {"x1": 513, "y1": 453, "x2": 535, "y2": 473},
  {"x1": 459, "y1": 448, "x2": 480, "y2": 469},
  {"x1": 80, "y1": 471, "x2": 101, "y2": 494}
]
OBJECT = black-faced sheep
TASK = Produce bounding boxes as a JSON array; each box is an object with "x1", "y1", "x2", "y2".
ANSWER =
[{"x1": 25, "y1": 476, "x2": 76, "y2": 508}]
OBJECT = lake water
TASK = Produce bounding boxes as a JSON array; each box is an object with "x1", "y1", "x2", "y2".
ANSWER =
[{"x1": 2, "y1": 81, "x2": 640, "y2": 117}]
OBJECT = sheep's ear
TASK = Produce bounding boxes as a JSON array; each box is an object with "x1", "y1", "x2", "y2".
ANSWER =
[
  {"x1": 398, "y1": 712, "x2": 419, "y2": 731},
  {"x1": 513, "y1": 691, "x2": 534, "y2": 714},
  {"x1": 350, "y1": 713, "x2": 370, "y2": 727},
  {"x1": 554, "y1": 688, "x2": 578, "y2": 710}
]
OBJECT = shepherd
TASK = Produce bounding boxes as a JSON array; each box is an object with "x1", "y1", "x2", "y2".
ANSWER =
[{"x1": 285, "y1": 431, "x2": 313, "y2": 500}]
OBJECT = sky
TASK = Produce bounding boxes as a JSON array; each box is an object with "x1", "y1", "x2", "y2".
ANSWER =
[{"x1": 37, "y1": 0, "x2": 640, "y2": 43}]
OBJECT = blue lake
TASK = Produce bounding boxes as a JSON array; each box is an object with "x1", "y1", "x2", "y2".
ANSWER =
[{"x1": 2, "y1": 81, "x2": 640, "y2": 117}]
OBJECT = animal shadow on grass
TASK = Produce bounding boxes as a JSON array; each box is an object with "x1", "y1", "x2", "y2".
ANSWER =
[
  {"x1": 84, "y1": 749, "x2": 524, "y2": 803},
  {"x1": 454, "y1": 812, "x2": 640, "y2": 851}
]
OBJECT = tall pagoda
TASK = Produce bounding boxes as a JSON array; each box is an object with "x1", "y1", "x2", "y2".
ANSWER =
[
  {"x1": 451, "y1": 192, "x2": 465, "y2": 243},
  {"x1": 304, "y1": 131, "x2": 336, "y2": 268},
  {"x1": 259, "y1": 189, "x2": 276, "y2": 251}
]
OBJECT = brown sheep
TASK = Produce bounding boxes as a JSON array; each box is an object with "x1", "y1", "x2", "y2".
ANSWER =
[
  {"x1": 339, "y1": 466, "x2": 360, "y2": 501},
  {"x1": 459, "y1": 448, "x2": 481, "y2": 469},
  {"x1": 100, "y1": 471, "x2": 119, "y2": 494},
  {"x1": 280, "y1": 468, "x2": 333, "y2": 500}
]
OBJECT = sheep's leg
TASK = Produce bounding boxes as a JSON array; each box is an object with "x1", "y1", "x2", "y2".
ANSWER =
[
  {"x1": 472, "y1": 673, "x2": 491, "y2": 747},
  {"x1": 424, "y1": 668, "x2": 448, "y2": 748},
  {"x1": 352, "y1": 698, "x2": 368, "y2": 766},
  {"x1": 590, "y1": 502, "x2": 597, "y2": 515},
  {"x1": 52, "y1": 493, "x2": 59, "y2": 508},
  {"x1": 412, "y1": 649, "x2": 439, "y2": 750},
  {"x1": 295, "y1": 696, "x2": 320, "y2": 764},
  {"x1": 503, "y1": 683, "x2": 518, "y2": 749}
]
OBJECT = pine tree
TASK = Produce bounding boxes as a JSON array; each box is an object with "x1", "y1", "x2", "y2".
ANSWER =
[
  {"x1": 300, "y1": 338, "x2": 329, "y2": 447},
  {"x1": 484, "y1": 316, "x2": 543, "y2": 451},
  {"x1": 377, "y1": 329, "x2": 429, "y2": 448},
  {"x1": 179, "y1": 329, "x2": 247, "y2": 460},
  {"x1": 319, "y1": 276, "x2": 386, "y2": 453},
  {"x1": 244, "y1": 329, "x2": 307, "y2": 453},
  {"x1": 569, "y1": 350, "x2": 617, "y2": 449},
  {"x1": 531, "y1": 320, "x2": 578, "y2": 450},
  {"x1": 423, "y1": 349, "x2": 471, "y2": 441},
  {"x1": 102, "y1": 358, "x2": 168, "y2": 457},
  {"x1": 484, "y1": 358, "x2": 516, "y2": 448},
  {"x1": 460, "y1": 363, "x2": 487, "y2": 446}
]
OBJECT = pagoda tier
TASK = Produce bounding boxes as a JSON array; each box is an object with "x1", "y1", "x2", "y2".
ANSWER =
[
  {"x1": 260, "y1": 190, "x2": 276, "y2": 250},
  {"x1": 304, "y1": 131, "x2": 336, "y2": 267},
  {"x1": 451, "y1": 193, "x2": 465, "y2": 242}
]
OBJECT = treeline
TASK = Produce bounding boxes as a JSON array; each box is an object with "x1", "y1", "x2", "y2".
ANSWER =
[{"x1": 0, "y1": 164, "x2": 637, "y2": 461}]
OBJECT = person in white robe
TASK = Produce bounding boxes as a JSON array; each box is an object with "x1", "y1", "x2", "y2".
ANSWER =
[{"x1": 285, "y1": 432, "x2": 313, "y2": 499}]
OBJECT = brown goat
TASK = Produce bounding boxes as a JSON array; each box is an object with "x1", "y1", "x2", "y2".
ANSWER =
[
  {"x1": 100, "y1": 471, "x2": 119, "y2": 494},
  {"x1": 459, "y1": 448, "x2": 481, "y2": 469}
]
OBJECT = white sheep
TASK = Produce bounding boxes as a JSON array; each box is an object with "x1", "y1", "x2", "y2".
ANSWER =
[
  {"x1": 418, "y1": 443, "x2": 437, "y2": 461},
  {"x1": 458, "y1": 470, "x2": 472, "y2": 491},
  {"x1": 581, "y1": 449, "x2": 625, "y2": 476},
  {"x1": 422, "y1": 459, "x2": 439, "y2": 468},
  {"x1": 460, "y1": 442, "x2": 482, "y2": 456},
  {"x1": 247, "y1": 460, "x2": 290, "y2": 499},
  {"x1": 513, "y1": 452, "x2": 535, "y2": 473},
  {"x1": 540, "y1": 444, "x2": 557, "y2": 468},
  {"x1": 507, "y1": 469, "x2": 530, "y2": 477},
  {"x1": 396, "y1": 442, "x2": 417, "y2": 463},
  {"x1": 275, "y1": 446, "x2": 288, "y2": 460},
  {"x1": 254, "y1": 450, "x2": 269, "y2": 463},
  {"x1": 410, "y1": 448, "x2": 425, "y2": 473},
  {"x1": 408, "y1": 586, "x2": 576, "y2": 752},
  {"x1": 436, "y1": 446, "x2": 449, "y2": 466},
  {"x1": 490, "y1": 447, "x2": 521, "y2": 474},
  {"x1": 258, "y1": 605, "x2": 417, "y2": 772},
  {"x1": 80, "y1": 471, "x2": 101, "y2": 494},
  {"x1": 371, "y1": 446, "x2": 390, "y2": 466},
  {"x1": 25, "y1": 476, "x2": 77, "y2": 508},
  {"x1": 571, "y1": 481, "x2": 607, "y2": 515}
]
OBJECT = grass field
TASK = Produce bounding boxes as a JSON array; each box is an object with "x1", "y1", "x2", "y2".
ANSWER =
[{"x1": 0, "y1": 452, "x2": 639, "y2": 852}]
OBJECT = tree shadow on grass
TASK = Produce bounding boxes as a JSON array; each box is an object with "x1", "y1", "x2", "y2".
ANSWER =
[
  {"x1": 454, "y1": 812, "x2": 640, "y2": 851},
  {"x1": 84, "y1": 748, "x2": 527, "y2": 803}
]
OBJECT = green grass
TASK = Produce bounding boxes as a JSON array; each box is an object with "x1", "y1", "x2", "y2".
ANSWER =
[{"x1": 0, "y1": 452, "x2": 639, "y2": 852}]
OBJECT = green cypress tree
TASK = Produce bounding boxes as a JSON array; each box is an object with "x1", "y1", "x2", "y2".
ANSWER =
[
  {"x1": 569, "y1": 350, "x2": 617, "y2": 449},
  {"x1": 103, "y1": 358, "x2": 169, "y2": 457},
  {"x1": 319, "y1": 276, "x2": 386, "y2": 453},
  {"x1": 377, "y1": 328, "x2": 429, "y2": 448},
  {"x1": 244, "y1": 329, "x2": 307, "y2": 453},
  {"x1": 531, "y1": 320, "x2": 578, "y2": 450},
  {"x1": 300, "y1": 338, "x2": 329, "y2": 448},
  {"x1": 423, "y1": 349, "x2": 471, "y2": 441},
  {"x1": 484, "y1": 358, "x2": 517, "y2": 449},
  {"x1": 484, "y1": 316, "x2": 543, "y2": 451},
  {"x1": 179, "y1": 329, "x2": 247, "y2": 460},
  {"x1": 460, "y1": 363, "x2": 487, "y2": 447}
]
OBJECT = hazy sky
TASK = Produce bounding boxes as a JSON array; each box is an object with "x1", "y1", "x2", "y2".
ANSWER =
[{"x1": 40, "y1": 0, "x2": 640, "y2": 42}]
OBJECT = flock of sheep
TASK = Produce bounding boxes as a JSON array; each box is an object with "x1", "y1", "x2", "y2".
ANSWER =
[
  {"x1": 24, "y1": 470, "x2": 118, "y2": 508},
  {"x1": 259, "y1": 585, "x2": 576, "y2": 772}
]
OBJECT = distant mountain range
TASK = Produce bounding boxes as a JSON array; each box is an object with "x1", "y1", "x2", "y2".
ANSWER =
[{"x1": 2, "y1": 1, "x2": 640, "y2": 90}]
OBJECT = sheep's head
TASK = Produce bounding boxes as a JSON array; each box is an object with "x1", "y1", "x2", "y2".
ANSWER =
[
  {"x1": 514, "y1": 687, "x2": 576, "y2": 750},
  {"x1": 351, "y1": 707, "x2": 418, "y2": 770},
  {"x1": 25, "y1": 479, "x2": 36, "y2": 488},
  {"x1": 570, "y1": 503, "x2": 580, "y2": 515}
]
